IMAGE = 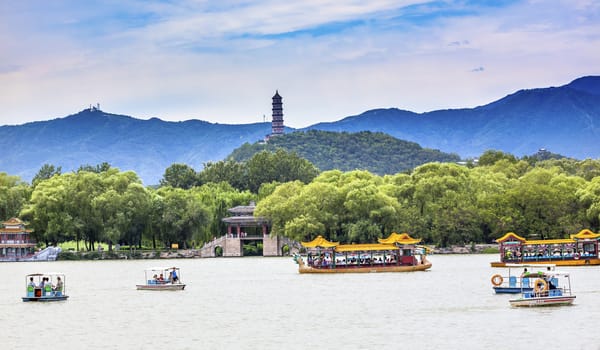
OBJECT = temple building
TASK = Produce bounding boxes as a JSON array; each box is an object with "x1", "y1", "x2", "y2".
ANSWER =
[
  {"x1": 271, "y1": 90, "x2": 284, "y2": 136},
  {"x1": 0, "y1": 218, "x2": 36, "y2": 261}
]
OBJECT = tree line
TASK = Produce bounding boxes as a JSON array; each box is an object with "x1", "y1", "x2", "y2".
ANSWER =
[{"x1": 2, "y1": 149, "x2": 600, "y2": 249}]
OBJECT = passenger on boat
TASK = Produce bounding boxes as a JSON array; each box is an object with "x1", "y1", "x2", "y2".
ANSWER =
[
  {"x1": 520, "y1": 268, "x2": 529, "y2": 277},
  {"x1": 158, "y1": 274, "x2": 165, "y2": 283},
  {"x1": 53, "y1": 276, "x2": 63, "y2": 296},
  {"x1": 28, "y1": 277, "x2": 36, "y2": 288},
  {"x1": 170, "y1": 269, "x2": 179, "y2": 283}
]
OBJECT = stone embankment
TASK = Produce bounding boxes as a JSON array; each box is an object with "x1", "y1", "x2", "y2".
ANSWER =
[{"x1": 432, "y1": 244, "x2": 497, "y2": 254}]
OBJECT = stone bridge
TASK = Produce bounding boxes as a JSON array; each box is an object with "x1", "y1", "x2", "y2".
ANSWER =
[{"x1": 199, "y1": 234, "x2": 300, "y2": 258}]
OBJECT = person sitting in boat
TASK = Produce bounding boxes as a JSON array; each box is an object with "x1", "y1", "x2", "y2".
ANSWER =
[
  {"x1": 53, "y1": 276, "x2": 63, "y2": 296},
  {"x1": 43, "y1": 278, "x2": 53, "y2": 296},
  {"x1": 158, "y1": 274, "x2": 165, "y2": 283},
  {"x1": 28, "y1": 277, "x2": 36, "y2": 288},
  {"x1": 520, "y1": 268, "x2": 529, "y2": 277}
]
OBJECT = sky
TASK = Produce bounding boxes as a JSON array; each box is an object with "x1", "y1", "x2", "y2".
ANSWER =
[{"x1": 1, "y1": 0, "x2": 599, "y2": 128}]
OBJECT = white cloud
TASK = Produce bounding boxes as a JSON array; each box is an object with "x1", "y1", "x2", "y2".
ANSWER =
[{"x1": 0, "y1": 0, "x2": 599, "y2": 127}]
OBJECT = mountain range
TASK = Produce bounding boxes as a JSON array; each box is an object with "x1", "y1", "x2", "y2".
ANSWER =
[
  {"x1": 305, "y1": 76, "x2": 600, "y2": 159},
  {"x1": 0, "y1": 76, "x2": 598, "y2": 185}
]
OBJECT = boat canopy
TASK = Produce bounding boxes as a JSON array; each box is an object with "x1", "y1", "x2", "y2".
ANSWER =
[
  {"x1": 378, "y1": 232, "x2": 422, "y2": 245},
  {"x1": 495, "y1": 232, "x2": 526, "y2": 243},
  {"x1": 144, "y1": 267, "x2": 180, "y2": 271},
  {"x1": 570, "y1": 229, "x2": 600, "y2": 240},
  {"x1": 497, "y1": 229, "x2": 600, "y2": 244},
  {"x1": 301, "y1": 235, "x2": 339, "y2": 248},
  {"x1": 335, "y1": 243, "x2": 398, "y2": 252},
  {"x1": 302, "y1": 233, "x2": 423, "y2": 249}
]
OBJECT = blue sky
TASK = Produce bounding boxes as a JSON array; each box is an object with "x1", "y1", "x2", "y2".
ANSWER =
[{"x1": 1, "y1": 0, "x2": 599, "y2": 127}]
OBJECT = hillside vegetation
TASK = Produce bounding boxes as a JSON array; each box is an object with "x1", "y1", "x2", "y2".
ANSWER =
[{"x1": 228, "y1": 130, "x2": 461, "y2": 174}]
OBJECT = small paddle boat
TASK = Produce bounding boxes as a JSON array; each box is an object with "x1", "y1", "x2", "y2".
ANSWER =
[
  {"x1": 22, "y1": 273, "x2": 69, "y2": 302},
  {"x1": 509, "y1": 271, "x2": 575, "y2": 307},
  {"x1": 136, "y1": 267, "x2": 185, "y2": 291},
  {"x1": 490, "y1": 263, "x2": 555, "y2": 294}
]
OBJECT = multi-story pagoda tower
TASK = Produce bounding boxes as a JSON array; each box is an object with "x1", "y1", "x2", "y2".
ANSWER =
[{"x1": 271, "y1": 90, "x2": 284, "y2": 136}]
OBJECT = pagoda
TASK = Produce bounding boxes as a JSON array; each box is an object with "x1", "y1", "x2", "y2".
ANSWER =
[{"x1": 271, "y1": 90, "x2": 284, "y2": 136}]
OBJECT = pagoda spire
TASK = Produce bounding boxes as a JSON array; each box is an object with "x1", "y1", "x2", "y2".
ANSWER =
[{"x1": 271, "y1": 90, "x2": 284, "y2": 136}]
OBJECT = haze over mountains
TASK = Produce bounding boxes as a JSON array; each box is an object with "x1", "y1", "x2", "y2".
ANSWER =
[{"x1": 1, "y1": 76, "x2": 598, "y2": 185}]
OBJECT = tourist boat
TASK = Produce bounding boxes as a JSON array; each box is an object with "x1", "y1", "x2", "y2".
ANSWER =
[
  {"x1": 509, "y1": 271, "x2": 576, "y2": 307},
  {"x1": 292, "y1": 232, "x2": 432, "y2": 273},
  {"x1": 136, "y1": 267, "x2": 185, "y2": 290},
  {"x1": 490, "y1": 263, "x2": 555, "y2": 294},
  {"x1": 22, "y1": 273, "x2": 68, "y2": 302},
  {"x1": 490, "y1": 229, "x2": 600, "y2": 267}
]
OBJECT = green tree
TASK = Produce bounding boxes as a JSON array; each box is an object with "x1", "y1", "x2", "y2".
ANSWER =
[
  {"x1": 160, "y1": 163, "x2": 199, "y2": 189},
  {"x1": 246, "y1": 149, "x2": 319, "y2": 193},
  {"x1": 198, "y1": 161, "x2": 247, "y2": 191},
  {"x1": 0, "y1": 173, "x2": 30, "y2": 221},
  {"x1": 32, "y1": 164, "x2": 62, "y2": 187}
]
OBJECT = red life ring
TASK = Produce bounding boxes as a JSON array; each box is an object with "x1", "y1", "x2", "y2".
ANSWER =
[{"x1": 491, "y1": 274, "x2": 503, "y2": 286}]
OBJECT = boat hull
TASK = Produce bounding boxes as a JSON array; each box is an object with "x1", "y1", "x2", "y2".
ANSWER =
[
  {"x1": 298, "y1": 262, "x2": 432, "y2": 274},
  {"x1": 509, "y1": 295, "x2": 575, "y2": 307},
  {"x1": 22, "y1": 296, "x2": 69, "y2": 302},
  {"x1": 136, "y1": 283, "x2": 186, "y2": 291},
  {"x1": 491, "y1": 258, "x2": 600, "y2": 267}
]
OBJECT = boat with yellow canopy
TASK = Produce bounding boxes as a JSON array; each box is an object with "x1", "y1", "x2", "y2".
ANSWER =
[
  {"x1": 490, "y1": 229, "x2": 600, "y2": 267},
  {"x1": 292, "y1": 232, "x2": 432, "y2": 273}
]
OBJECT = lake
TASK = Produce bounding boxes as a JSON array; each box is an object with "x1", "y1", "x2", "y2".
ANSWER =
[{"x1": 1, "y1": 254, "x2": 599, "y2": 349}]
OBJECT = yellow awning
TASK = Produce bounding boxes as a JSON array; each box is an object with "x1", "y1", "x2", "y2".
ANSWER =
[
  {"x1": 495, "y1": 232, "x2": 526, "y2": 243},
  {"x1": 570, "y1": 229, "x2": 600, "y2": 240},
  {"x1": 378, "y1": 232, "x2": 422, "y2": 245},
  {"x1": 335, "y1": 243, "x2": 398, "y2": 252},
  {"x1": 301, "y1": 235, "x2": 339, "y2": 248},
  {"x1": 525, "y1": 238, "x2": 575, "y2": 245}
]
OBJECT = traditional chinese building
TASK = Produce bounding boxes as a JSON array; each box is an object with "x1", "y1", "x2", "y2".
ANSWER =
[
  {"x1": 222, "y1": 202, "x2": 270, "y2": 238},
  {"x1": 271, "y1": 90, "x2": 284, "y2": 136},
  {"x1": 0, "y1": 218, "x2": 36, "y2": 261},
  {"x1": 199, "y1": 202, "x2": 288, "y2": 257}
]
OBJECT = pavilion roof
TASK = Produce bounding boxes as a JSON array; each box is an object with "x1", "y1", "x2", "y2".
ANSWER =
[
  {"x1": 495, "y1": 232, "x2": 526, "y2": 243},
  {"x1": 570, "y1": 229, "x2": 600, "y2": 240},
  {"x1": 301, "y1": 235, "x2": 339, "y2": 248},
  {"x1": 378, "y1": 232, "x2": 422, "y2": 245}
]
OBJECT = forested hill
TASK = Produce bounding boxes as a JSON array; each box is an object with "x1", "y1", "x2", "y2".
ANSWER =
[
  {"x1": 0, "y1": 109, "x2": 272, "y2": 185},
  {"x1": 227, "y1": 130, "x2": 461, "y2": 174},
  {"x1": 305, "y1": 76, "x2": 600, "y2": 159}
]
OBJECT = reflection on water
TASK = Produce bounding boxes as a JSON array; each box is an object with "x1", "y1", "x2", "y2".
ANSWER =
[{"x1": 1, "y1": 255, "x2": 600, "y2": 349}]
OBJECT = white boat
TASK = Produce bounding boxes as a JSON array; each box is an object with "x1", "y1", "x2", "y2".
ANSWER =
[
  {"x1": 22, "y1": 272, "x2": 69, "y2": 302},
  {"x1": 509, "y1": 271, "x2": 575, "y2": 307},
  {"x1": 136, "y1": 267, "x2": 185, "y2": 291},
  {"x1": 491, "y1": 263, "x2": 555, "y2": 294}
]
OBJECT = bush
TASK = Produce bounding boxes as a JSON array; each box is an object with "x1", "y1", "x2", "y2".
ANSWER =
[{"x1": 56, "y1": 252, "x2": 81, "y2": 260}]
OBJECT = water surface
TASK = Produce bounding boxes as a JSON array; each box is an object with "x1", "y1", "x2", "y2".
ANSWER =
[{"x1": 1, "y1": 255, "x2": 599, "y2": 349}]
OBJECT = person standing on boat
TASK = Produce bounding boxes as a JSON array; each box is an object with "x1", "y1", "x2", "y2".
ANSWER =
[
  {"x1": 170, "y1": 268, "x2": 179, "y2": 283},
  {"x1": 54, "y1": 276, "x2": 63, "y2": 296}
]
